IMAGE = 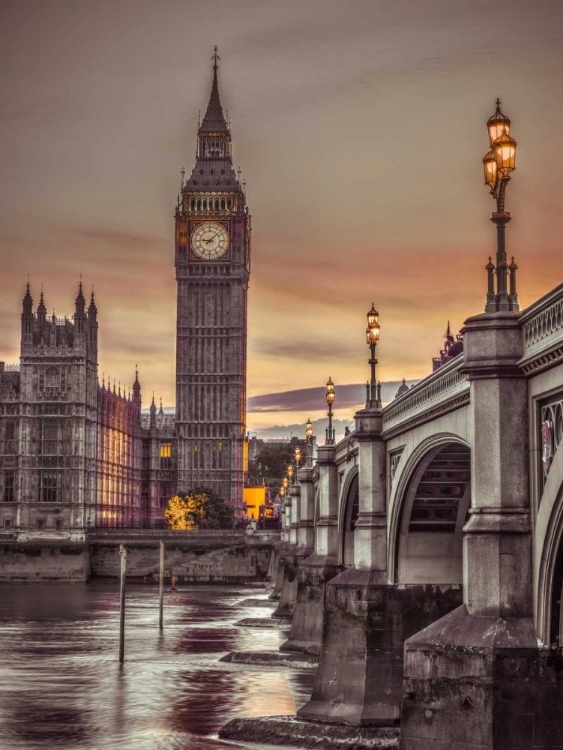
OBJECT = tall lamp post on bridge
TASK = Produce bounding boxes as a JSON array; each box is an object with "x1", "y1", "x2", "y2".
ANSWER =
[
  {"x1": 325, "y1": 377, "x2": 335, "y2": 445},
  {"x1": 482, "y1": 99, "x2": 519, "y2": 312},
  {"x1": 365, "y1": 304, "x2": 381, "y2": 408},
  {"x1": 287, "y1": 464, "x2": 294, "y2": 487}
]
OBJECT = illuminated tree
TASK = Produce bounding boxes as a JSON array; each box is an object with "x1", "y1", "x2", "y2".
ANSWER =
[
  {"x1": 164, "y1": 487, "x2": 234, "y2": 530},
  {"x1": 164, "y1": 495, "x2": 193, "y2": 530}
]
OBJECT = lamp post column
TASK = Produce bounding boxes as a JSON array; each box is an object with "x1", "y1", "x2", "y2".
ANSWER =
[{"x1": 365, "y1": 304, "x2": 381, "y2": 409}]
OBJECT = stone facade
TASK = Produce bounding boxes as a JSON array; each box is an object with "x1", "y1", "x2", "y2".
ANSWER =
[{"x1": 0, "y1": 286, "x2": 148, "y2": 533}]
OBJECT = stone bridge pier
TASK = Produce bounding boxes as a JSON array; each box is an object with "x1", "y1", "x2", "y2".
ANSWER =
[
  {"x1": 281, "y1": 442, "x2": 342, "y2": 654},
  {"x1": 272, "y1": 482, "x2": 302, "y2": 618},
  {"x1": 297, "y1": 407, "x2": 460, "y2": 725},
  {"x1": 269, "y1": 491, "x2": 293, "y2": 601}
]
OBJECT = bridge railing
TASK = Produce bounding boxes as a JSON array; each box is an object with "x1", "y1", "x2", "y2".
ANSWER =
[
  {"x1": 382, "y1": 354, "x2": 469, "y2": 439},
  {"x1": 519, "y1": 282, "x2": 563, "y2": 375}
]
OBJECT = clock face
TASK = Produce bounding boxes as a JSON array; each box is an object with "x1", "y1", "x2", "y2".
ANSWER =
[{"x1": 191, "y1": 222, "x2": 229, "y2": 260}]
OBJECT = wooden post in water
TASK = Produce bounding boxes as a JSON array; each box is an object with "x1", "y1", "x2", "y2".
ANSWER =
[
  {"x1": 159, "y1": 541, "x2": 164, "y2": 629},
  {"x1": 119, "y1": 544, "x2": 127, "y2": 663}
]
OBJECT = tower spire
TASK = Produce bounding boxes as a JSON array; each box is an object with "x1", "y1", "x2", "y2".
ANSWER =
[{"x1": 199, "y1": 46, "x2": 228, "y2": 134}]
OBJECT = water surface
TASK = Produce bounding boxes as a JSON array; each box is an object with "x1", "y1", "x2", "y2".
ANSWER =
[{"x1": 0, "y1": 583, "x2": 314, "y2": 750}]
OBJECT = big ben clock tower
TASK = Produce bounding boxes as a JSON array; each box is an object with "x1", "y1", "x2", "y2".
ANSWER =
[{"x1": 175, "y1": 49, "x2": 250, "y2": 512}]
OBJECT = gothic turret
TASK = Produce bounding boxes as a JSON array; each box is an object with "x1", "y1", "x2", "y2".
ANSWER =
[
  {"x1": 74, "y1": 281, "x2": 87, "y2": 336},
  {"x1": 21, "y1": 283, "x2": 33, "y2": 339},
  {"x1": 36, "y1": 289, "x2": 47, "y2": 326},
  {"x1": 88, "y1": 289, "x2": 98, "y2": 354},
  {"x1": 132, "y1": 367, "x2": 141, "y2": 404},
  {"x1": 149, "y1": 393, "x2": 156, "y2": 429}
]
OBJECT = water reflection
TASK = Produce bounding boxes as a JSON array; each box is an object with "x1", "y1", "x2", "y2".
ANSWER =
[{"x1": 0, "y1": 583, "x2": 315, "y2": 750}]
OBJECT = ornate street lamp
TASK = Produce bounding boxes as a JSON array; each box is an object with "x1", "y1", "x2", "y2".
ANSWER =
[
  {"x1": 482, "y1": 99, "x2": 519, "y2": 313},
  {"x1": 305, "y1": 418, "x2": 314, "y2": 467},
  {"x1": 365, "y1": 304, "x2": 382, "y2": 408},
  {"x1": 326, "y1": 376, "x2": 336, "y2": 445},
  {"x1": 287, "y1": 464, "x2": 294, "y2": 485}
]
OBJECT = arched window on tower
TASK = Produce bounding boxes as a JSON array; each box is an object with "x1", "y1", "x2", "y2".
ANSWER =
[
  {"x1": 203, "y1": 199, "x2": 207, "y2": 211},
  {"x1": 197, "y1": 199, "x2": 201, "y2": 211},
  {"x1": 190, "y1": 198, "x2": 195, "y2": 211},
  {"x1": 221, "y1": 199, "x2": 225, "y2": 210}
]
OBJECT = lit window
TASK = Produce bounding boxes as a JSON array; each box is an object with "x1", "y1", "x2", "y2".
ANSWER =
[{"x1": 160, "y1": 443, "x2": 172, "y2": 470}]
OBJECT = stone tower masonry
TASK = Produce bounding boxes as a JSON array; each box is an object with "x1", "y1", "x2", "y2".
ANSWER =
[{"x1": 174, "y1": 50, "x2": 250, "y2": 512}]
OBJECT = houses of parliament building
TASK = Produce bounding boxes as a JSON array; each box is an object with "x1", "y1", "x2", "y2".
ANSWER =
[{"x1": 0, "y1": 52, "x2": 250, "y2": 533}]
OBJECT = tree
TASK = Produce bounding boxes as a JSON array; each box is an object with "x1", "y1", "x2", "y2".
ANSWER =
[
  {"x1": 164, "y1": 495, "x2": 193, "y2": 530},
  {"x1": 247, "y1": 442, "x2": 303, "y2": 497},
  {"x1": 164, "y1": 487, "x2": 234, "y2": 530}
]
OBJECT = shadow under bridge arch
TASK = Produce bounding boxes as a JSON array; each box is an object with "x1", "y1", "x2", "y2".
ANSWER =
[
  {"x1": 339, "y1": 468, "x2": 359, "y2": 566},
  {"x1": 392, "y1": 440, "x2": 471, "y2": 586}
]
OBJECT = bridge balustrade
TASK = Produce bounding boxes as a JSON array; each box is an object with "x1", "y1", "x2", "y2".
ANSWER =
[
  {"x1": 381, "y1": 354, "x2": 469, "y2": 439},
  {"x1": 520, "y1": 282, "x2": 563, "y2": 375}
]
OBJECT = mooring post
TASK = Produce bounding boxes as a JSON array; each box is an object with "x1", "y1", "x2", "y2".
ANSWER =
[
  {"x1": 119, "y1": 544, "x2": 127, "y2": 663},
  {"x1": 159, "y1": 541, "x2": 164, "y2": 629}
]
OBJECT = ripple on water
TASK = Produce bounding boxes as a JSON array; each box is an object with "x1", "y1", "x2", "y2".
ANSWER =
[{"x1": 0, "y1": 583, "x2": 314, "y2": 750}]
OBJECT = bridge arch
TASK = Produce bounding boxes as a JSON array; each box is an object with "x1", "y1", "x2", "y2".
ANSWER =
[
  {"x1": 388, "y1": 434, "x2": 471, "y2": 585},
  {"x1": 338, "y1": 467, "x2": 359, "y2": 566},
  {"x1": 535, "y1": 444, "x2": 563, "y2": 646}
]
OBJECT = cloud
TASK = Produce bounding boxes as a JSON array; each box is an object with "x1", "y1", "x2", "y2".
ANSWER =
[{"x1": 248, "y1": 380, "x2": 418, "y2": 414}]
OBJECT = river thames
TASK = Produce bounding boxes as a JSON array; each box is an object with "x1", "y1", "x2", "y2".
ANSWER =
[{"x1": 0, "y1": 583, "x2": 315, "y2": 750}]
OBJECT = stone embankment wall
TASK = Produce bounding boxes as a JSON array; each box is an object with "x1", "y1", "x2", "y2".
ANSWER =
[
  {"x1": 0, "y1": 531, "x2": 277, "y2": 583},
  {"x1": 90, "y1": 540, "x2": 272, "y2": 582},
  {"x1": 0, "y1": 543, "x2": 90, "y2": 581}
]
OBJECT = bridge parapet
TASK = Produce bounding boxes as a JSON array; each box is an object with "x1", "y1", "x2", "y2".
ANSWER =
[
  {"x1": 519, "y1": 282, "x2": 563, "y2": 375},
  {"x1": 86, "y1": 528, "x2": 280, "y2": 546},
  {"x1": 381, "y1": 354, "x2": 468, "y2": 439},
  {"x1": 333, "y1": 431, "x2": 358, "y2": 464}
]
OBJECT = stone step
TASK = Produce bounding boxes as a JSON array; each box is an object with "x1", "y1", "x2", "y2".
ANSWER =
[
  {"x1": 234, "y1": 618, "x2": 290, "y2": 629},
  {"x1": 220, "y1": 651, "x2": 318, "y2": 669},
  {"x1": 218, "y1": 715, "x2": 400, "y2": 748}
]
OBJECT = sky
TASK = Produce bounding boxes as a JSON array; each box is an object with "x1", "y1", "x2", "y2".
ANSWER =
[{"x1": 1, "y1": 0, "x2": 562, "y2": 433}]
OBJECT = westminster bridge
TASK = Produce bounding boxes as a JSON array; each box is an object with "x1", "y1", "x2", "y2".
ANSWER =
[{"x1": 264, "y1": 281, "x2": 563, "y2": 749}]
